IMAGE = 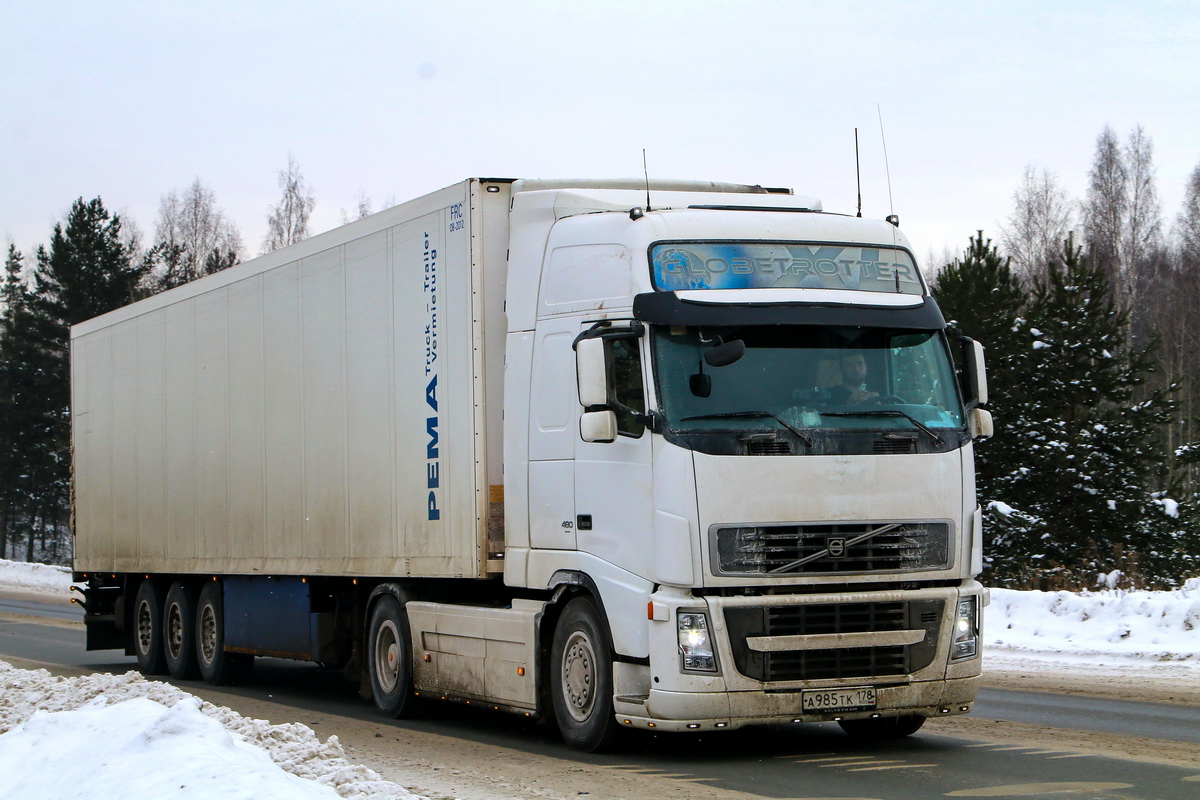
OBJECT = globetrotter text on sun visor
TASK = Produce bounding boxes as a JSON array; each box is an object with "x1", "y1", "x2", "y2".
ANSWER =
[{"x1": 651, "y1": 242, "x2": 922, "y2": 295}]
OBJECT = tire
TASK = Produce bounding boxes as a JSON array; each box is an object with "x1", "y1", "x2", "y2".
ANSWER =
[
  {"x1": 367, "y1": 594, "x2": 417, "y2": 718},
  {"x1": 163, "y1": 582, "x2": 200, "y2": 679},
  {"x1": 837, "y1": 714, "x2": 926, "y2": 739},
  {"x1": 551, "y1": 597, "x2": 621, "y2": 752},
  {"x1": 195, "y1": 580, "x2": 251, "y2": 685},
  {"x1": 132, "y1": 580, "x2": 168, "y2": 676}
]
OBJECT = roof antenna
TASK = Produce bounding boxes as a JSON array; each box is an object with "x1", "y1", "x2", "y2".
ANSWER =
[
  {"x1": 877, "y1": 104, "x2": 899, "y2": 227},
  {"x1": 642, "y1": 148, "x2": 653, "y2": 212},
  {"x1": 854, "y1": 128, "x2": 863, "y2": 218}
]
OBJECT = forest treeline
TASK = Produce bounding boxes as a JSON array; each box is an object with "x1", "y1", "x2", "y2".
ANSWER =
[
  {"x1": 3, "y1": 130, "x2": 1199, "y2": 588},
  {"x1": 934, "y1": 125, "x2": 1200, "y2": 589}
]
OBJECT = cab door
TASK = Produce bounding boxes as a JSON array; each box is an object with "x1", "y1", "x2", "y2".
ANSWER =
[{"x1": 572, "y1": 322, "x2": 654, "y2": 578}]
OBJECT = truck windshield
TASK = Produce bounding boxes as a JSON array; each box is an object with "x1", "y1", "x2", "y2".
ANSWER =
[{"x1": 651, "y1": 325, "x2": 966, "y2": 454}]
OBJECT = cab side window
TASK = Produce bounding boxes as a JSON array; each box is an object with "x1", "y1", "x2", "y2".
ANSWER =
[{"x1": 609, "y1": 338, "x2": 645, "y2": 437}]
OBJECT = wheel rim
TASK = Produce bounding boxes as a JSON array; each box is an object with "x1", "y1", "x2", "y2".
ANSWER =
[
  {"x1": 561, "y1": 630, "x2": 596, "y2": 723},
  {"x1": 199, "y1": 603, "x2": 218, "y2": 666},
  {"x1": 166, "y1": 602, "x2": 184, "y2": 660},
  {"x1": 374, "y1": 619, "x2": 402, "y2": 694},
  {"x1": 136, "y1": 599, "x2": 153, "y2": 656}
]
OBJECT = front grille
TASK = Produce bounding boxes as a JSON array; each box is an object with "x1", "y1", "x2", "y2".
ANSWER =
[
  {"x1": 725, "y1": 599, "x2": 943, "y2": 681},
  {"x1": 713, "y1": 521, "x2": 951, "y2": 576}
]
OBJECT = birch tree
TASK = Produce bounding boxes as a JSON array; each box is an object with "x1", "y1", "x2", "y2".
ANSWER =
[
  {"x1": 1001, "y1": 164, "x2": 1074, "y2": 282},
  {"x1": 1083, "y1": 126, "x2": 1130, "y2": 305},
  {"x1": 150, "y1": 178, "x2": 243, "y2": 291},
  {"x1": 263, "y1": 154, "x2": 315, "y2": 253}
]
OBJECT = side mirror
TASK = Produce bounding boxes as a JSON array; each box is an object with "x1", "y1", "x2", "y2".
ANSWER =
[
  {"x1": 963, "y1": 339, "x2": 988, "y2": 409},
  {"x1": 580, "y1": 410, "x2": 617, "y2": 443},
  {"x1": 970, "y1": 407, "x2": 994, "y2": 440},
  {"x1": 576, "y1": 337, "x2": 608, "y2": 407}
]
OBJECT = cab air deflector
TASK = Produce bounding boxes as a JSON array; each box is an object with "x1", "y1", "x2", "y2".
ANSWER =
[{"x1": 632, "y1": 292, "x2": 947, "y2": 329}]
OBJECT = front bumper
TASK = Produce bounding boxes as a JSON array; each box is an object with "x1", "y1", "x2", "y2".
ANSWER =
[
  {"x1": 615, "y1": 582, "x2": 984, "y2": 732},
  {"x1": 613, "y1": 674, "x2": 979, "y2": 732}
]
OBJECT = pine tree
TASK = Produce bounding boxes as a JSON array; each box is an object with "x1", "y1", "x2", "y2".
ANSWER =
[
  {"x1": 990, "y1": 237, "x2": 1187, "y2": 587},
  {"x1": 0, "y1": 245, "x2": 29, "y2": 557},
  {"x1": 930, "y1": 233, "x2": 1035, "y2": 581},
  {"x1": 17, "y1": 198, "x2": 149, "y2": 560}
]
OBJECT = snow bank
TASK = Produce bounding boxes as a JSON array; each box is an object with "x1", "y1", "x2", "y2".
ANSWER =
[
  {"x1": 0, "y1": 696, "x2": 339, "y2": 800},
  {"x1": 0, "y1": 661, "x2": 425, "y2": 800},
  {"x1": 0, "y1": 558, "x2": 77, "y2": 594},
  {"x1": 986, "y1": 580, "x2": 1200, "y2": 662}
]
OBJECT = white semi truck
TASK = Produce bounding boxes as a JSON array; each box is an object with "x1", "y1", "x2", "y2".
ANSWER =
[{"x1": 72, "y1": 177, "x2": 991, "y2": 751}]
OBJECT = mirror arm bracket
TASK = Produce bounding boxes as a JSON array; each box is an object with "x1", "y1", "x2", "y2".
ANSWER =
[{"x1": 572, "y1": 320, "x2": 645, "y2": 350}]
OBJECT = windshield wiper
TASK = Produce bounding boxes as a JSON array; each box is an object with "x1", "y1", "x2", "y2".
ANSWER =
[
  {"x1": 681, "y1": 411, "x2": 813, "y2": 447},
  {"x1": 822, "y1": 410, "x2": 945, "y2": 447}
]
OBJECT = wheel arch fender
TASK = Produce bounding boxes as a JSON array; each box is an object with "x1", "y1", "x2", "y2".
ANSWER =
[
  {"x1": 545, "y1": 571, "x2": 614, "y2": 652},
  {"x1": 364, "y1": 582, "x2": 418, "y2": 645},
  {"x1": 366, "y1": 581, "x2": 416, "y2": 610},
  {"x1": 545, "y1": 568, "x2": 651, "y2": 660}
]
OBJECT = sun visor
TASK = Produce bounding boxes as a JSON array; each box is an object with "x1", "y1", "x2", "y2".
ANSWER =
[{"x1": 632, "y1": 291, "x2": 947, "y2": 329}]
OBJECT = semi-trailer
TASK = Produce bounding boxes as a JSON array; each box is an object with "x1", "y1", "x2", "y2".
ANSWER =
[{"x1": 72, "y1": 177, "x2": 991, "y2": 751}]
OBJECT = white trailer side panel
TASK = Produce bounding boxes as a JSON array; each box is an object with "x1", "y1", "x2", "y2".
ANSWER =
[{"x1": 72, "y1": 180, "x2": 508, "y2": 579}]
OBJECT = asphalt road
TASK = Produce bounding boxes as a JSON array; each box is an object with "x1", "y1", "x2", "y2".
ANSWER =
[{"x1": 2, "y1": 598, "x2": 1198, "y2": 800}]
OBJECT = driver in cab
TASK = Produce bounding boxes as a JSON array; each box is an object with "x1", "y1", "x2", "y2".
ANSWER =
[{"x1": 829, "y1": 353, "x2": 879, "y2": 405}]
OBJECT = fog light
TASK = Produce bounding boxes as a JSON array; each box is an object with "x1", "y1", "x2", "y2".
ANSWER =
[
  {"x1": 952, "y1": 596, "x2": 979, "y2": 659},
  {"x1": 678, "y1": 612, "x2": 717, "y2": 672}
]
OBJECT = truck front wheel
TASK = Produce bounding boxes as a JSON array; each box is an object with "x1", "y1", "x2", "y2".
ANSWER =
[
  {"x1": 367, "y1": 595, "x2": 416, "y2": 718},
  {"x1": 133, "y1": 580, "x2": 168, "y2": 676},
  {"x1": 551, "y1": 597, "x2": 620, "y2": 752}
]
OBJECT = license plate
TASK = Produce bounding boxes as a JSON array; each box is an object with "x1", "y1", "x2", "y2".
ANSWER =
[{"x1": 801, "y1": 687, "x2": 877, "y2": 713}]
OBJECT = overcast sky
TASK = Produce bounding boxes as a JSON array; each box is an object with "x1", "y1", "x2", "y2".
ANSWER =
[{"x1": 3, "y1": 1, "x2": 1197, "y2": 267}]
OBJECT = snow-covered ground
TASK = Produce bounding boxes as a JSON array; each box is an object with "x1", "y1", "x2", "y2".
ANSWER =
[
  {"x1": 1, "y1": 558, "x2": 1198, "y2": 798},
  {"x1": 0, "y1": 558, "x2": 80, "y2": 594}
]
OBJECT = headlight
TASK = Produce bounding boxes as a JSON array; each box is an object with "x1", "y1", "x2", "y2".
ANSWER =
[
  {"x1": 677, "y1": 612, "x2": 717, "y2": 672},
  {"x1": 951, "y1": 597, "x2": 979, "y2": 660}
]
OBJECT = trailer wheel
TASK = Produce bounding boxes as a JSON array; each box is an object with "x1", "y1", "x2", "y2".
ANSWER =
[
  {"x1": 196, "y1": 580, "x2": 251, "y2": 685},
  {"x1": 551, "y1": 597, "x2": 620, "y2": 752},
  {"x1": 367, "y1": 595, "x2": 417, "y2": 718},
  {"x1": 133, "y1": 580, "x2": 168, "y2": 676},
  {"x1": 163, "y1": 582, "x2": 200, "y2": 680},
  {"x1": 837, "y1": 714, "x2": 926, "y2": 739}
]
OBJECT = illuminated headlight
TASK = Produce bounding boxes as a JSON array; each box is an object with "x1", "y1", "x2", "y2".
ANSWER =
[
  {"x1": 677, "y1": 612, "x2": 717, "y2": 672},
  {"x1": 951, "y1": 597, "x2": 979, "y2": 660}
]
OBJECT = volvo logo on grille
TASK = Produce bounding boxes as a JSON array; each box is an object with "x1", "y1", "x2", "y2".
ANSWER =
[{"x1": 827, "y1": 537, "x2": 848, "y2": 559}]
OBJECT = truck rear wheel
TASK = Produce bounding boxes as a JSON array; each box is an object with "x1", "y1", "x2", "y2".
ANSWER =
[
  {"x1": 133, "y1": 580, "x2": 168, "y2": 675},
  {"x1": 837, "y1": 714, "x2": 926, "y2": 739},
  {"x1": 196, "y1": 580, "x2": 251, "y2": 685},
  {"x1": 367, "y1": 594, "x2": 417, "y2": 718},
  {"x1": 164, "y1": 582, "x2": 200, "y2": 680},
  {"x1": 551, "y1": 597, "x2": 620, "y2": 752}
]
